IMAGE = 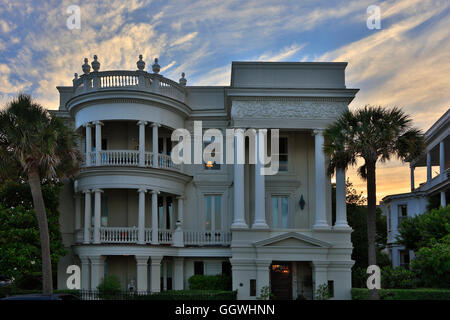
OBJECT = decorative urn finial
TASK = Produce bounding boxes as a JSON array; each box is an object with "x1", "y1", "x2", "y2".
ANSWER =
[
  {"x1": 137, "y1": 54, "x2": 145, "y2": 71},
  {"x1": 179, "y1": 72, "x2": 187, "y2": 86},
  {"x1": 74, "y1": 73, "x2": 78, "y2": 80},
  {"x1": 91, "y1": 55, "x2": 100, "y2": 72},
  {"x1": 152, "y1": 58, "x2": 160, "y2": 74},
  {"x1": 82, "y1": 58, "x2": 90, "y2": 74}
]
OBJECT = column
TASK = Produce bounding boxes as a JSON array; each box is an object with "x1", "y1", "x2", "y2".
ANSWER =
[
  {"x1": 173, "y1": 258, "x2": 184, "y2": 290},
  {"x1": 313, "y1": 130, "x2": 329, "y2": 229},
  {"x1": 94, "y1": 121, "x2": 103, "y2": 166},
  {"x1": 151, "y1": 190, "x2": 159, "y2": 244},
  {"x1": 83, "y1": 190, "x2": 91, "y2": 244},
  {"x1": 441, "y1": 191, "x2": 446, "y2": 207},
  {"x1": 138, "y1": 189, "x2": 147, "y2": 244},
  {"x1": 150, "y1": 256, "x2": 163, "y2": 293},
  {"x1": 80, "y1": 255, "x2": 90, "y2": 290},
  {"x1": 85, "y1": 123, "x2": 92, "y2": 166},
  {"x1": 253, "y1": 131, "x2": 268, "y2": 229},
  {"x1": 162, "y1": 261, "x2": 168, "y2": 291},
  {"x1": 74, "y1": 194, "x2": 81, "y2": 230},
  {"x1": 173, "y1": 196, "x2": 184, "y2": 247},
  {"x1": 138, "y1": 121, "x2": 148, "y2": 167},
  {"x1": 334, "y1": 168, "x2": 350, "y2": 229},
  {"x1": 427, "y1": 152, "x2": 432, "y2": 182},
  {"x1": 152, "y1": 123, "x2": 160, "y2": 168},
  {"x1": 232, "y1": 129, "x2": 248, "y2": 229},
  {"x1": 440, "y1": 141, "x2": 445, "y2": 175},
  {"x1": 90, "y1": 256, "x2": 105, "y2": 291},
  {"x1": 93, "y1": 189, "x2": 103, "y2": 244},
  {"x1": 255, "y1": 260, "x2": 271, "y2": 299},
  {"x1": 410, "y1": 165, "x2": 415, "y2": 191},
  {"x1": 311, "y1": 261, "x2": 329, "y2": 299},
  {"x1": 135, "y1": 256, "x2": 149, "y2": 293}
]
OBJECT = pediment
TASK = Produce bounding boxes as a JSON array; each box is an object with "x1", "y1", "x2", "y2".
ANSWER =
[{"x1": 253, "y1": 232, "x2": 331, "y2": 248}]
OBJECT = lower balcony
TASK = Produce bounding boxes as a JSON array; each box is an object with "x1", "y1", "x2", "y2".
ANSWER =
[{"x1": 75, "y1": 228, "x2": 231, "y2": 246}]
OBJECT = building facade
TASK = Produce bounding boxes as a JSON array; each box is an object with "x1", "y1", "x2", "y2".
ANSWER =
[
  {"x1": 54, "y1": 56, "x2": 358, "y2": 299},
  {"x1": 380, "y1": 109, "x2": 449, "y2": 268}
]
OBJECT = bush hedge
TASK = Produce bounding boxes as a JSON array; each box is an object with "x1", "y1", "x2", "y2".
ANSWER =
[
  {"x1": 352, "y1": 288, "x2": 450, "y2": 300},
  {"x1": 188, "y1": 274, "x2": 232, "y2": 291}
]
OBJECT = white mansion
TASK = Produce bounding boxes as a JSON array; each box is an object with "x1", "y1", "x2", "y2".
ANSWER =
[
  {"x1": 380, "y1": 109, "x2": 449, "y2": 268},
  {"x1": 54, "y1": 56, "x2": 358, "y2": 299}
]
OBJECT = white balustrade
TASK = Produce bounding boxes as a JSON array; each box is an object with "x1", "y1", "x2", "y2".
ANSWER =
[
  {"x1": 73, "y1": 71, "x2": 185, "y2": 103},
  {"x1": 144, "y1": 152, "x2": 154, "y2": 167},
  {"x1": 158, "y1": 229, "x2": 173, "y2": 244},
  {"x1": 144, "y1": 228, "x2": 152, "y2": 243},
  {"x1": 98, "y1": 150, "x2": 139, "y2": 166},
  {"x1": 184, "y1": 230, "x2": 231, "y2": 246},
  {"x1": 99, "y1": 227, "x2": 138, "y2": 243},
  {"x1": 158, "y1": 153, "x2": 180, "y2": 170}
]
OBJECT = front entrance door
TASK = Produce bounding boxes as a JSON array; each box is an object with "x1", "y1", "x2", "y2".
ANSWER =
[{"x1": 270, "y1": 262, "x2": 292, "y2": 300}]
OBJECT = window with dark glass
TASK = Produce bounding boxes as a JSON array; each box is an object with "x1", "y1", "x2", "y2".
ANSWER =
[
  {"x1": 279, "y1": 137, "x2": 288, "y2": 172},
  {"x1": 194, "y1": 261, "x2": 204, "y2": 275}
]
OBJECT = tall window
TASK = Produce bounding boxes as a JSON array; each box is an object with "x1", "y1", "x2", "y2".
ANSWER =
[
  {"x1": 272, "y1": 196, "x2": 289, "y2": 228},
  {"x1": 203, "y1": 136, "x2": 221, "y2": 170},
  {"x1": 279, "y1": 137, "x2": 288, "y2": 172},
  {"x1": 398, "y1": 205, "x2": 407, "y2": 226},
  {"x1": 205, "y1": 195, "x2": 222, "y2": 231},
  {"x1": 158, "y1": 196, "x2": 173, "y2": 230}
]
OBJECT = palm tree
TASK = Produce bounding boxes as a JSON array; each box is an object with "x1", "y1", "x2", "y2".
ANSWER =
[
  {"x1": 323, "y1": 106, "x2": 425, "y2": 299},
  {"x1": 0, "y1": 94, "x2": 81, "y2": 294}
]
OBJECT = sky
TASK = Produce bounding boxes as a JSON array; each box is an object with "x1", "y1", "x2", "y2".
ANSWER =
[{"x1": 0, "y1": 0, "x2": 449, "y2": 203}]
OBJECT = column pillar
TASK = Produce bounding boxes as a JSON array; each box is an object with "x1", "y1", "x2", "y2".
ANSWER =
[
  {"x1": 410, "y1": 165, "x2": 415, "y2": 191},
  {"x1": 138, "y1": 188, "x2": 147, "y2": 244},
  {"x1": 138, "y1": 121, "x2": 148, "y2": 167},
  {"x1": 311, "y1": 261, "x2": 329, "y2": 299},
  {"x1": 135, "y1": 255, "x2": 149, "y2": 293},
  {"x1": 440, "y1": 141, "x2": 445, "y2": 175},
  {"x1": 89, "y1": 256, "x2": 105, "y2": 291},
  {"x1": 152, "y1": 123, "x2": 160, "y2": 168},
  {"x1": 313, "y1": 129, "x2": 329, "y2": 229},
  {"x1": 83, "y1": 190, "x2": 91, "y2": 244},
  {"x1": 253, "y1": 130, "x2": 268, "y2": 229},
  {"x1": 173, "y1": 196, "x2": 184, "y2": 247},
  {"x1": 150, "y1": 256, "x2": 163, "y2": 293},
  {"x1": 441, "y1": 191, "x2": 447, "y2": 208},
  {"x1": 151, "y1": 190, "x2": 159, "y2": 244},
  {"x1": 162, "y1": 261, "x2": 168, "y2": 291},
  {"x1": 232, "y1": 129, "x2": 248, "y2": 229},
  {"x1": 93, "y1": 189, "x2": 103, "y2": 244},
  {"x1": 255, "y1": 260, "x2": 271, "y2": 299},
  {"x1": 84, "y1": 123, "x2": 92, "y2": 166},
  {"x1": 334, "y1": 168, "x2": 350, "y2": 230},
  {"x1": 94, "y1": 121, "x2": 103, "y2": 166},
  {"x1": 173, "y1": 258, "x2": 184, "y2": 290},
  {"x1": 427, "y1": 152, "x2": 432, "y2": 182},
  {"x1": 74, "y1": 194, "x2": 81, "y2": 230},
  {"x1": 80, "y1": 255, "x2": 90, "y2": 290}
]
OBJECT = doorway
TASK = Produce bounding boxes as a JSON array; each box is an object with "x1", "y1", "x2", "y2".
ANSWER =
[{"x1": 270, "y1": 262, "x2": 292, "y2": 300}]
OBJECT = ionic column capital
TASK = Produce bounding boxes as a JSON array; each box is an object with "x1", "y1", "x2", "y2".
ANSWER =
[
  {"x1": 151, "y1": 189, "x2": 160, "y2": 195},
  {"x1": 151, "y1": 122, "x2": 161, "y2": 128},
  {"x1": 137, "y1": 120, "x2": 148, "y2": 126},
  {"x1": 312, "y1": 128, "x2": 325, "y2": 136},
  {"x1": 137, "y1": 188, "x2": 147, "y2": 194},
  {"x1": 93, "y1": 188, "x2": 104, "y2": 194},
  {"x1": 82, "y1": 189, "x2": 92, "y2": 194},
  {"x1": 83, "y1": 122, "x2": 94, "y2": 128},
  {"x1": 93, "y1": 121, "x2": 104, "y2": 126}
]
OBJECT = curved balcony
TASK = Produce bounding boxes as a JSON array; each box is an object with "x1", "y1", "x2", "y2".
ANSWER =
[
  {"x1": 72, "y1": 70, "x2": 186, "y2": 104},
  {"x1": 85, "y1": 150, "x2": 181, "y2": 171}
]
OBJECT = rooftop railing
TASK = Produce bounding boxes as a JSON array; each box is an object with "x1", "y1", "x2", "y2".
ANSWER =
[{"x1": 71, "y1": 55, "x2": 187, "y2": 103}]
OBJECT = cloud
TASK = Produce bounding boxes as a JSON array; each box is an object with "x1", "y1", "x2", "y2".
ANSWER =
[
  {"x1": 256, "y1": 43, "x2": 305, "y2": 62},
  {"x1": 171, "y1": 32, "x2": 198, "y2": 47}
]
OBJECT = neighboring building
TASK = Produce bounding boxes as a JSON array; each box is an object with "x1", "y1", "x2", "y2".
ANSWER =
[
  {"x1": 53, "y1": 56, "x2": 358, "y2": 299},
  {"x1": 380, "y1": 109, "x2": 449, "y2": 268}
]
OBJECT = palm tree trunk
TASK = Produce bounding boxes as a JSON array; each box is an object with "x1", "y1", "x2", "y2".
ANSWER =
[
  {"x1": 28, "y1": 168, "x2": 53, "y2": 294},
  {"x1": 366, "y1": 160, "x2": 379, "y2": 300}
]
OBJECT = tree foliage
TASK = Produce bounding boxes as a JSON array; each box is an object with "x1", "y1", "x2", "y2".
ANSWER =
[
  {"x1": 397, "y1": 206, "x2": 450, "y2": 251},
  {"x1": 0, "y1": 181, "x2": 66, "y2": 288}
]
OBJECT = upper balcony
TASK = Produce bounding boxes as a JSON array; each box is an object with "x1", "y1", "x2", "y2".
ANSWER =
[
  {"x1": 61, "y1": 55, "x2": 191, "y2": 131},
  {"x1": 72, "y1": 55, "x2": 187, "y2": 104}
]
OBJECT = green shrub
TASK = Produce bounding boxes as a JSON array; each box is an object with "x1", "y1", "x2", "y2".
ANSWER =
[
  {"x1": 188, "y1": 274, "x2": 232, "y2": 291},
  {"x1": 352, "y1": 288, "x2": 450, "y2": 300},
  {"x1": 315, "y1": 284, "x2": 332, "y2": 300},
  {"x1": 97, "y1": 275, "x2": 122, "y2": 297},
  {"x1": 410, "y1": 235, "x2": 450, "y2": 288},
  {"x1": 381, "y1": 266, "x2": 418, "y2": 289}
]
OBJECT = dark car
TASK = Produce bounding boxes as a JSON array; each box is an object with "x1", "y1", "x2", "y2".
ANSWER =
[{"x1": 1, "y1": 293, "x2": 80, "y2": 300}]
